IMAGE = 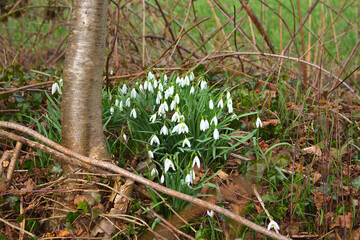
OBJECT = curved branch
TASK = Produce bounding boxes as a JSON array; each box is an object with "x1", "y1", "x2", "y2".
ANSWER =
[{"x1": 0, "y1": 121, "x2": 291, "y2": 240}]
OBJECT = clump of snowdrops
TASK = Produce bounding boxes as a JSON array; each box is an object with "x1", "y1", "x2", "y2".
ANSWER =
[{"x1": 111, "y1": 71, "x2": 254, "y2": 189}]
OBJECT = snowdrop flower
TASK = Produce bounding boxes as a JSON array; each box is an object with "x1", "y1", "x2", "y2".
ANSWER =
[
  {"x1": 256, "y1": 117, "x2": 263, "y2": 128},
  {"x1": 160, "y1": 124, "x2": 169, "y2": 135},
  {"x1": 156, "y1": 91, "x2": 162, "y2": 103},
  {"x1": 267, "y1": 220, "x2": 280, "y2": 231},
  {"x1": 189, "y1": 72, "x2": 195, "y2": 81},
  {"x1": 150, "y1": 168, "x2": 158, "y2": 176},
  {"x1": 139, "y1": 84, "x2": 144, "y2": 92},
  {"x1": 192, "y1": 156, "x2": 200, "y2": 168},
  {"x1": 51, "y1": 82, "x2": 61, "y2": 95},
  {"x1": 110, "y1": 107, "x2": 114, "y2": 115},
  {"x1": 226, "y1": 91, "x2": 231, "y2": 100},
  {"x1": 209, "y1": 98, "x2": 214, "y2": 110},
  {"x1": 174, "y1": 94, "x2": 180, "y2": 104},
  {"x1": 172, "y1": 122, "x2": 189, "y2": 134},
  {"x1": 185, "y1": 76, "x2": 190, "y2": 86},
  {"x1": 180, "y1": 77, "x2": 186, "y2": 88},
  {"x1": 158, "y1": 103, "x2": 167, "y2": 116},
  {"x1": 217, "y1": 98, "x2": 224, "y2": 108},
  {"x1": 171, "y1": 111, "x2": 180, "y2": 122},
  {"x1": 227, "y1": 98, "x2": 233, "y2": 113},
  {"x1": 149, "y1": 114, "x2": 157, "y2": 123},
  {"x1": 200, "y1": 80, "x2": 207, "y2": 90},
  {"x1": 176, "y1": 76, "x2": 181, "y2": 84},
  {"x1": 168, "y1": 86, "x2": 174, "y2": 96},
  {"x1": 153, "y1": 79, "x2": 158, "y2": 89},
  {"x1": 200, "y1": 118, "x2": 207, "y2": 131},
  {"x1": 130, "y1": 108, "x2": 137, "y2": 118},
  {"x1": 163, "y1": 74, "x2": 168, "y2": 82},
  {"x1": 170, "y1": 100, "x2": 176, "y2": 111},
  {"x1": 213, "y1": 128, "x2": 219, "y2": 140},
  {"x1": 182, "y1": 137, "x2": 191, "y2": 148},
  {"x1": 190, "y1": 86, "x2": 195, "y2": 94},
  {"x1": 190, "y1": 169, "x2": 195, "y2": 180},
  {"x1": 126, "y1": 98, "x2": 131, "y2": 107},
  {"x1": 144, "y1": 81, "x2": 148, "y2": 90},
  {"x1": 204, "y1": 119, "x2": 209, "y2": 130},
  {"x1": 59, "y1": 78, "x2": 63, "y2": 87},
  {"x1": 123, "y1": 134, "x2": 127, "y2": 142},
  {"x1": 131, "y1": 88, "x2": 137, "y2": 98},
  {"x1": 156, "y1": 95, "x2": 161, "y2": 105},
  {"x1": 121, "y1": 84, "x2": 127, "y2": 94},
  {"x1": 148, "y1": 81, "x2": 154, "y2": 93},
  {"x1": 150, "y1": 134, "x2": 160, "y2": 145},
  {"x1": 164, "y1": 158, "x2": 175, "y2": 173},
  {"x1": 119, "y1": 100, "x2": 123, "y2": 110},
  {"x1": 210, "y1": 115, "x2": 218, "y2": 126},
  {"x1": 158, "y1": 82, "x2": 164, "y2": 92},
  {"x1": 148, "y1": 150, "x2": 154, "y2": 159},
  {"x1": 148, "y1": 71, "x2": 155, "y2": 81},
  {"x1": 185, "y1": 174, "x2": 192, "y2": 186},
  {"x1": 207, "y1": 210, "x2": 214, "y2": 217},
  {"x1": 160, "y1": 175, "x2": 165, "y2": 184},
  {"x1": 115, "y1": 99, "x2": 119, "y2": 107},
  {"x1": 164, "y1": 89, "x2": 170, "y2": 100}
]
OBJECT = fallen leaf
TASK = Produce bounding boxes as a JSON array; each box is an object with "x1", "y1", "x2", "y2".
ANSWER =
[
  {"x1": 303, "y1": 145, "x2": 322, "y2": 157},
  {"x1": 56, "y1": 230, "x2": 71, "y2": 237},
  {"x1": 331, "y1": 212, "x2": 352, "y2": 229},
  {"x1": 217, "y1": 171, "x2": 229, "y2": 180}
]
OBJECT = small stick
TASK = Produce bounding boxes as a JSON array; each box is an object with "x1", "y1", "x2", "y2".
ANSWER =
[
  {"x1": 6, "y1": 141, "x2": 22, "y2": 188},
  {"x1": 253, "y1": 185, "x2": 279, "y2": 234},
  {"x1": 0, "y1": 216, "x2": 35, "y2": 238}
]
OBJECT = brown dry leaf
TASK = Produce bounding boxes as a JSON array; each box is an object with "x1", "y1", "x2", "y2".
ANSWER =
[
  {"x1": 56, "y1": 230, "x2": 71, "y2": 237},
  {"x1": 263, "y1": 90, "x2": 277, "y2": 98},
  {"x1": 313, "y1": 172, "x2": 322, "y2": 184},
  {"x1": 0, "y1": 182, "x2": 7, "y2": 193},
  {"x1": 331, "y1": 212, "x2": 352, "y2": 229},
  {"x1": 258, "y1": 140, "x2": 270, "y2": 152},
  {"x1": 217, "y1": 171, "x2": 229, "y2": 180},
  {"x1": 262, "y1": 119, "x2": 280, "y2": 127},
  {"x1": 312, "y1": 192, "x2": 330, "y2": 210},
  {"x1": 303, "y1": 145, "x2": 322, "y2": 157}
]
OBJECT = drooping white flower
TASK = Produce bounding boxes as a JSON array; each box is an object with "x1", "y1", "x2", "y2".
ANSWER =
[
  {"x1": 200, "y1": 80, "x2": 207, "y2": 90},
  {"x1": 163, "y1": 74, "x2": 168, "y2": 82},
  {"x1": 176, "y1": 76, "x2": 181, "y2": 84},
  {"x1": 171, "y1": 111, "x2": 180, "y2": 122},
  {"x1": 149, "y1": 114, "x2": 157, "y2": 123},
  {"x1": 226, "y1": 91, "x2": 231, "y2": 100},
  {"x1": 148, "y1": 81, "x2": 154, "y2": 93},
  {"x1": 185, "y1": 76, "x2": 190, "y2": 86},
  {"x1": 115, "y1": 99, "x2": 119, "y2": 107},
  {"x1": 121, "y1": 84, "x2": 127, "y2": 94},
  {"x1": 217, "y1": 98, "x2": 224, "y2": 108},
  {"x1": 170, "y1": 100, "x2": 176, "y2": 111},
  {"x1": 207, "y1": 210, "x2": 214, "y2": 217},
  {"x1": 185, "y1": 174, "x2": 193, "y2": 186},
  {"x1": 153, "y1": 79, "x2": 158, "y2": 89},
  {"x1": 213, "y1": 128, "x2": 219, "y2": 140},
  {"x1": 156, "y1": 95, "x2": 161, "y2": 105},
  {"x1": 209, "y1": 99, "x2": 214, "y2": 110},
  {"x1": 173, "y1": 122, "x2": 189, "y2": 134},
  {"x1": 160, "y1": 175, "x2": 165, "y2": 184},
  {"x1": 119, "y1": 100, "x2": 123, "y2": 110},
  {"x1": 189, "y1": 72, "x2": 195, "y2": 81},
  {"x1": 51, "y1": 82, "x2": 60, "y2": 95},
  {"x1": 160, "y1": 124, "x2": 169, "y2": 135},
  {"x1": 158, "y1": 82, "x2": 164, "y2": 92},
  {"x1": 110, "y1": 107, "x2": 114, "y2": 115},
  {"x1": 180, "y1": 77, "x2": 186, "y2": 88},
  {"x1": 210, "y1": 115, "x2": 218, "y2": 126},
  {"x1": 256, "y1": 117, "x2": 263, "y2": 128},
  {"x1": 123, "y1": 134, "x2": 127, "y2": 142},
  {"x1": 227, "y1": 98, "x2": 233, "y2": 113},
  {"x1": 267, "y1": 220, "x2": 280, "y2": 231},
  {"x1": 139, "y1": 84, "x2": 144, "y2": 92},
  {"x1": 192, "y1": 156, "x2": 200, "y2": 168},
  {"x1": 190, "y1": 86, "x2": 195, "y2": 94},
  {"x1": 164, "y1": 158, "x2": 175, "y2": 173},
  {"x1": 190, "y1": 169, "x2": 195, "y2": 180},
  {"x1": 174, "y1": 94, "x2": 180, "y2": 104},
  {"x1": 59, "y1": 78, "x2": 63, "y2": 87},
  {"x1": 158, "y1": 102, "x2": 168, "y2": 116},
  {"x1": 204, "y1": 119, "x2": 209, "y2": 130},
  {"x1": 200, "y1": 118, "x2": 206, "y2": 131},
  {"x1": 156, "y1": 90, "x2": 162, "y2": 102},
  {"x1": 151, "y1": 168, "x2": 158, "y2": 176},
  {"x1": 131, "y1": 88, "x2": 137, "y2": 98},
  {"x1": 144, "y1": 81, "x2": 148, "y2": 90},
  {"x1": 130, "y1": 108, "x2": 137, "y2": 118},
  {"x1": 150, "y1": 134, "x2": 160, "y2": 145},
  {"x1": 148, "y1": 71, "x2": 155, "y2": 81},
  {"x1": 148, "y1": 150, "x2": 154, "y2": 159},
  {"x1": 126, "y1": 98, "x2": 131, "y2": 107},
  {"x1": 182, "y1": 138, "x2": 191, "y2": 148}
]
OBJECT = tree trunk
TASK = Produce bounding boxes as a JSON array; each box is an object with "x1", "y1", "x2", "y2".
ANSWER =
[{"x1": 61, "y1": 0, "x2": 109, "y2": 170}]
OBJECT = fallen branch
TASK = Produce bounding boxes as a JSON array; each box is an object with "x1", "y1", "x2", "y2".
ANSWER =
[{"x1": 0, "y1": 121, "x2": 291, "y2": 240}]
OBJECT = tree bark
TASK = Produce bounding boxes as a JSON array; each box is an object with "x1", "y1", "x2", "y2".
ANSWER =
[{"x1": 61, "y1": 0, "x2": 109, "y2": 170}]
